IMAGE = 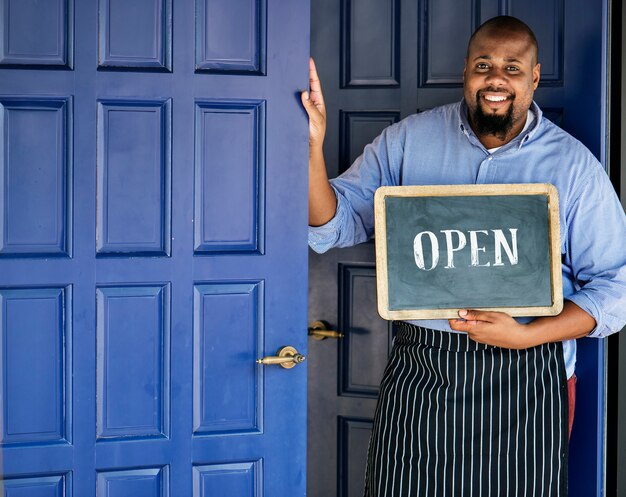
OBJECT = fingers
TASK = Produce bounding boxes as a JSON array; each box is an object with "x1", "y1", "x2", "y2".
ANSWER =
[
  {"x1": 308, "y1": 58, "x2": 326, "y2": 109},
  {"x1": 449, "y1": 317, "x2": 484, "y2": 332},
  {"x1": 301, "y1": 59, "x2": 326, "y2": 117},
  {"x1": 309, "y1": 58, "x2": 323, "y2": 94},
  {"x1": 300, "y1": 90, "x2": 321, "y2": 119},
  {"x1": 302, "y1": 58, "x2": 327, "y2": 149},
  {"x1": 300, "y1": 90, "x2": 311, "y2": 108},
  {"x1": 458, "y1": 309, "x2": 501, "y2": 323},
  {"x1": 448, "y1": 309, "x2": 498, "y2": 331},
  {"x1": 449, "y1": 309, "x2": 516, "y2": 333},
  {"x1": 301, "y1": 89, "x2": 326, "y2": 148}
]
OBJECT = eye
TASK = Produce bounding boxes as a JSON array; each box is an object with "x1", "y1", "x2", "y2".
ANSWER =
[
  {"x1": 475, "y1": 62, "x2": 489, "y2": 70},
  {"x1": 506, "y1": 65, "x2": 520, "y2": 72}
]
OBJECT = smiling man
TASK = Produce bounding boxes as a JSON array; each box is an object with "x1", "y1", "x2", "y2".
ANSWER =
[
  {"x1": 302, "y1": 16, "x2": 626, "y2": 497},
  {"x1": 464, "y1": 20, "x2": 540, "y2": 147}
]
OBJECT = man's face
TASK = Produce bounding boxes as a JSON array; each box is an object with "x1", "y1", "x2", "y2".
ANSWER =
[{"x1": 463, "y1": 29, "x2": 540, "y2": 142}]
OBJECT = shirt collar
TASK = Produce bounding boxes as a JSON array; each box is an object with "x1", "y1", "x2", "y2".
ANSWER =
[{"x1": 457, "y1": 100, "x2": 543, "y2": 151}]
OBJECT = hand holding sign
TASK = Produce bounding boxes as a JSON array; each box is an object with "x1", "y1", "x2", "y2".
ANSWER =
[{"x1": 449, "y1": 309, "x2": 532, "y2": 349}]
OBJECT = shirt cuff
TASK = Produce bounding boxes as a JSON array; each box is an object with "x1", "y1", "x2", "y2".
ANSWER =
[
  {"x1": 566, "y1": 292, "x2": 604, "y2": 338},
  {"x1": 308, "y1": 189, "x2": 345, "y2": 254}
]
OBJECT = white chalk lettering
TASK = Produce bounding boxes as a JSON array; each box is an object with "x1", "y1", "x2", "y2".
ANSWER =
[
  {"x1": 413, "y1": 231, "x2": 439, "y2": 270},
  {"x1": 441, "y1": 229, "x2": 467, "y2": 269},
  {"x1": 492, "y1": 228, "x2": 519, "y2": 266},
  {"x1": 469, "y1": 230, "x2": 491, "y2": 267},
  {"x1": 413, "y1": 228, "x2": 520, "y2": 270}
]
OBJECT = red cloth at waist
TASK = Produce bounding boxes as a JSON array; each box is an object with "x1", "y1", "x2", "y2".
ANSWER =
[{"x1": 568, "y1": 375, "x2": 576, "y2": 439}]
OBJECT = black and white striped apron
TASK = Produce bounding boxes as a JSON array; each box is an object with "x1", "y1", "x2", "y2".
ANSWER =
[{"x1": 364, "y1": 322, "x2": 569, "y2": 497}]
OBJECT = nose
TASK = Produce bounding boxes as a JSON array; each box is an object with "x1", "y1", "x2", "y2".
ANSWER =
[{"x1": 484, "y1": 67, "x2": 508, "y2": 87}]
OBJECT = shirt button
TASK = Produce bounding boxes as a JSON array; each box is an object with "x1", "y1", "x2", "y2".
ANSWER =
[{"x1": 488, "y1": 157, "x2": 493, "y2": 161}]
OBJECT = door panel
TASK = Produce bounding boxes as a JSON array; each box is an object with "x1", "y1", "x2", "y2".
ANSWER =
[
  {"x1": 1, "y1": 287, "x2": 70, "y2": 445},
  {"x1": 195, "y1": 0, "x2": 266, "y2": 74},
  {"x1": 98, "y1": 0, "x2": 171, "y2": 70},
  {"x1": 309, "y1": 0, "x2": 607, "y2": 496},
  {"x1": 0, "y1": 0, "x2": 73, "y2": 68},
  {"x1": 341, "y1": 0, "x2": 400, "y2": 88},
  {"x1": 97, "y1": 99, "x2": 171, "y2": 255},
  {"x1": 0, "y1": 1, "x2": 310, "y2": 495},
  {"x1": 96, "y1": 285, "x2": 170, "y2": 440},
  {"x1": 193, "y1": 282, "x2": 263, "y2": 436},
  {"x1": 0, "y1": 97, "x2": 71, "y2": 256},
  {"x1": 338, "y1": 263, "x2": 392, "y2": 398},
  {"x1": 193, "y1": 100, "x2": 265, "y2": 254}
]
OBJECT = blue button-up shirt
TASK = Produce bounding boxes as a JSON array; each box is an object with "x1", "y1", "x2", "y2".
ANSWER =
[{"x1": 309, "y1": 100, "x2": 626, "y2": 377}]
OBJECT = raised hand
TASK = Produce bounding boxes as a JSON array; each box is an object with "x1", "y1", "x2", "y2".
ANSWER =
[{"x1": 301, "y1": 57, "x2": 326, "y2": 151}]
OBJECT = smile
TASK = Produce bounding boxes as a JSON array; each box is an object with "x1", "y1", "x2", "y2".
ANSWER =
[{"x1": 484, "y1": 95, "x2": 508, "y2": 102}]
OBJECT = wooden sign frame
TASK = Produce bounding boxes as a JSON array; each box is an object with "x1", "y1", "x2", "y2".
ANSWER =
[{"x1": 374, "y1": 184, "x2": 563, "y2": 320}]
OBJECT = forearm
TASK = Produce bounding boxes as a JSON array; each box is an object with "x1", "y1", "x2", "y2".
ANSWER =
[
  {"x1": 308, "y1": 146, "x2": 337, "y2": 226},
  {"x1": 524, "y1": 300, "x2": 596, "y2": 346},
  {"x1": 449, "y1": 301, "x2": 597, "y2": 349}
]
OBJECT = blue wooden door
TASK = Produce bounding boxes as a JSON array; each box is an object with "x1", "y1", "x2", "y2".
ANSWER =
[
  {"x1": 0, "y1": 1, "x2": 309, "y2": 495},
  {"x1": 308, "y1": 0, "x2": 609, "y2": 496}
]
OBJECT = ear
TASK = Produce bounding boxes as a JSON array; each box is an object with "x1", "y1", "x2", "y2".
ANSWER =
[{"x1": 532, "y1": 63, "x2": 541, "y2": 90}]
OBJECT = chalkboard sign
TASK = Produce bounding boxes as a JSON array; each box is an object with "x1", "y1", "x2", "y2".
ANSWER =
[{"x1": 374, "y1": 184, "x2": 563, "y2": 320}]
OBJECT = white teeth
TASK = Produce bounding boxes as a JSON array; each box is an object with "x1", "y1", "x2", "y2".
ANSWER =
[{"x1": 484, "y1": 95, "x2": 507, "y2": 102}]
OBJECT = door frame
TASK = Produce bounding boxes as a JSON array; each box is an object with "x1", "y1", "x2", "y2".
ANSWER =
[
  {"x1": 604, "y1": 0, "x2": 626, "y2": 497},
  {"x1": 605, "y1": 0, "x2": 625, "y2": 494}
]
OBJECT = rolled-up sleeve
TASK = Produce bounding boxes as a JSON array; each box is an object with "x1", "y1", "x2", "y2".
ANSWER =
[
  {"x1": 308, "y1": 187, "x2": 347, "y2": 254},
  {"x1": 564, "y1": 164, "x2": 626, "y2": 338},
  {"x1": 308, "y1": 123, "x2": 401, "y2": 254}
]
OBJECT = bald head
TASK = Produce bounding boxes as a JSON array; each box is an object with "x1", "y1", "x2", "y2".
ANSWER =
[{"x1": 467, "y1": 16, "x2": 538, "y2": 65}]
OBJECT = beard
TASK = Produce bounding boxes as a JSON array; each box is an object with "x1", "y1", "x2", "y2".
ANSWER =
[{"x1": 470, "y1": 92, "x2": 515, "y2": 141}]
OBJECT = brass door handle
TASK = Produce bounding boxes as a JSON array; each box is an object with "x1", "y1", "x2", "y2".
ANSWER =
[
  {"x1": 308, "y1": 320, "x2": 344, "y2": 340},
  {"x1": 257, "y1": 346, "x2": 306, "y2": 368}
]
